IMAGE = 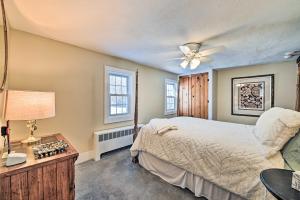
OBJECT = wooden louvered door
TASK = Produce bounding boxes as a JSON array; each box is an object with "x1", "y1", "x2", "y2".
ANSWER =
[
  {"x1": 178, "y1": 76, "x2": 191, "y2": 116},
  {"x1": 178, "y1": 73, "x2": 208, "y2": 119},
  {"x1": 191, "y1": 73, "x2": 208, "y2": 119}
]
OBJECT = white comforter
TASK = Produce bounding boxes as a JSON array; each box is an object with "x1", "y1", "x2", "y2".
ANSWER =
[{"x1": 130, "y1": 117, "x2": 283, "y2": 200}]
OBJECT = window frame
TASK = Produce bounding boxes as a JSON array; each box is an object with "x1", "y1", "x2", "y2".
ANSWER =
[
  {"x1": 164, "y1": 79, "x2": 178, "y2": 115},
  {"x1": 104, "y1": 66, "x2": 135, "y2": 124}
]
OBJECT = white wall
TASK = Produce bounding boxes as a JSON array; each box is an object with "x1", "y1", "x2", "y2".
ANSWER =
[
  {"x1": 4, "y1": 30, "x2": 298, "y2": 155},
  {"x1": 211, "y1": 69, "x2": 218, "y2": 120}
]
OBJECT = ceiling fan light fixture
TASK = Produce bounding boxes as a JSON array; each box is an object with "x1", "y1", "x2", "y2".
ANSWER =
[
  {"x1": 179, "y1": 45, "x2": 191, "y2": 55},
  {"x1": 180, "y1": 60, "x2": 189, "y2": 69},
  {"x1": 177, "y1": 42, "x2": 219, "y2": 70},
  {"x1": 190, "y1": 58, "x2": 200, "y2": 70}
]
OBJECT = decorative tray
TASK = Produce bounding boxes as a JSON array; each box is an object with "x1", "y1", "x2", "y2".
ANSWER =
[{"x1": 32, "y1": 140, "x2": 69, "y2": 159}]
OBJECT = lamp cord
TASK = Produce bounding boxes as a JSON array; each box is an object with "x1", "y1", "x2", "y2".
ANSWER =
[{"x1": 3, "y1": 136, "x2": 6, "y2": 148}]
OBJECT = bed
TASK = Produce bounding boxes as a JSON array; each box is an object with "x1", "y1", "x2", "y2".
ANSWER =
[{"x1": 130, "y1": 108, "x2": 300, "y2": 200}]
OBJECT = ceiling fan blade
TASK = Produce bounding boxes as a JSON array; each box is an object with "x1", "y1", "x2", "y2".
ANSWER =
[
  {"x1": 179, "y1": 45, "x2": 191, "y2": 55},
  {"x1": 167, "y1": 57, "x2": 185, "y2": 61},
  {"x1": 199, "y1": 56, "x2": 212, "y2": 62},
  {"x1": 198, "y1": 46, "x2": 225, "y2": 56}
]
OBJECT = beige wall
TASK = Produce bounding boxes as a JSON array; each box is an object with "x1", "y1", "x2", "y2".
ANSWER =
[
  {"x1": 7, "y1": 30, "x2": 177, "y2": 153},
  {"x1": 216, "y1": 61, "x2": 297, "y2": 125},
  {"x1": 5, "y1": 30, "x2": 297, "y2": 153}
]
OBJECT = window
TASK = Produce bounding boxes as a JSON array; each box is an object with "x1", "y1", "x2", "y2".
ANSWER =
[
  {"x1": 109, "y1": 74, "x2": 128, "y2": 115},
  {"x1": 165, "y1": 79, "x2": 178, "y2": 115},
  {"x1": 104, "y1": 66, "x2": 135, "y2": 124}
]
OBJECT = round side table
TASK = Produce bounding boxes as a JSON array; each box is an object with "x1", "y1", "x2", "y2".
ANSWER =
[{"x1": 260, "y1": 168, "x2": 300, "y2": 200}]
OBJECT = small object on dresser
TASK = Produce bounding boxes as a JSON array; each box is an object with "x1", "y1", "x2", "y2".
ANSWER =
[
  {"x1": 5, "y1": 153, "x2": 27, "y2": 166},
  {"x1": 32, "y1": 140, "x2": 69, "y2": 159},
  {"x1": 292, "y1": 171, "x2": 300, "y2": 191}
]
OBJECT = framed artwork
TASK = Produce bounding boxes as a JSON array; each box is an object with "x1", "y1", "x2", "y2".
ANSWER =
[{"x1": 231, "y1": 74, "x2": 274, "y2": 117}]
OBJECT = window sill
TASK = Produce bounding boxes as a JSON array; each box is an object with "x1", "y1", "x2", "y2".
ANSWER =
[
  {"x1": 164, "y1": 111, "x2": 177, "y2": 116},
  {"x1": 104, "y1": 115, "x2": 134, "y2": 124}
]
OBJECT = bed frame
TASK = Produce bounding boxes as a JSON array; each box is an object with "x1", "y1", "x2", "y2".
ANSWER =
[
  {"x1": 132, "y1": 70, "x2": 139, "y2": 163},
  {"x1": 295, "y1": 56, "x2": 300, "y2": 111},
  {"x1": 131, "y1": 57, "x2": 300, "y2": 197}
]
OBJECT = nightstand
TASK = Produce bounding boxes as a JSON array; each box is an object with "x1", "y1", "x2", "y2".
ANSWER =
[
  {"x1": 0, "y1": 134, "x2": 78, "y2": 200},
  {"x1": 260, "y1": 168, "x2": 300, "y2": 200}
]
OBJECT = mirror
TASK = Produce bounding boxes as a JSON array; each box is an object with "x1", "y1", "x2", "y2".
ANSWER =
[{"x1": 0, "y1": 0, "x2": 8, "y2": 92}]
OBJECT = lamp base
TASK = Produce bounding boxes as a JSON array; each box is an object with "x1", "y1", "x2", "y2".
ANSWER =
[
  {"x1": 2, "y1": 151, "x2": 15, "y2": 159},
  {"x1": 21, "y1": 136, "x2": 41, "y2": 144}
]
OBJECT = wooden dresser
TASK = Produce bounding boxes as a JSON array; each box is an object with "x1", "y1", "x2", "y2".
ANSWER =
[{"x1": 0, "y1": 134, "x2": 79, "y2": 200}]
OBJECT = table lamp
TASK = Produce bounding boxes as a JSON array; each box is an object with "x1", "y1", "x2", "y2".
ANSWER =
[{"x1": 5, "y1": 90, "x2": 55, "y2": 144}]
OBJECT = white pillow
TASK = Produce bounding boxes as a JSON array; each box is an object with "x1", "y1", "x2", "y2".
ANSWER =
[{"x1": 254, "y1": 107, "x2": 300, "y2": 158}]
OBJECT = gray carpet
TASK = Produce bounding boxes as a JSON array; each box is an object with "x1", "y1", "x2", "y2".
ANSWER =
[{"x1": 75, "y1": 148, "x2": 206, "y2": 200}]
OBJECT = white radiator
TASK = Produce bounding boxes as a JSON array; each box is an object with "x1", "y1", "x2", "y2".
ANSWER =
[{"x1": 93, "y1": 124, "x2": 143, "y2": 161}]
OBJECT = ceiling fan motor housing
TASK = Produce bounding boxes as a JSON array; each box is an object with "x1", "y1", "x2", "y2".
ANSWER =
[{"x1": 183, "y1": 42, "x2": 201, "y2": 53}]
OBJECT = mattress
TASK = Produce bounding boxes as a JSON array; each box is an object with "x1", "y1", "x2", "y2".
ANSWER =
[{"x1": 131, "y1": 117, "x2": 282, "y2": 200}]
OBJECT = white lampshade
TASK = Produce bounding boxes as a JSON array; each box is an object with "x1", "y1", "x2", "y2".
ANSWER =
[
  {"x1": 5, "y1": 90, "x2": 55, "y2": 121},
  {"x1": 190, "y1": 58, "x2": 200, "y2": 70}
]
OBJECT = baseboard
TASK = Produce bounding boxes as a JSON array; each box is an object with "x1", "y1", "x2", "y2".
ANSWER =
[{"x1": 75, "y1": 150, "x2": 93, "y2": 165}]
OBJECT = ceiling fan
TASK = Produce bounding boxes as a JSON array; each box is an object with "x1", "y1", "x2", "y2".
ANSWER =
[
  {"x1": 173, "y1": 42, "x2": 223, "y2": 70},
  {"x1": 284, "y1": 51, "x2": 300, "y2": 59},
  {"x1": 284, "y1": 50, "x2": 300, "y2": 64}
]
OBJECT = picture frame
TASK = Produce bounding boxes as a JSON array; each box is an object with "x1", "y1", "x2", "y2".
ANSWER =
[{"x1": 231, "y1": 74, "x2": 274, "y2": 117}]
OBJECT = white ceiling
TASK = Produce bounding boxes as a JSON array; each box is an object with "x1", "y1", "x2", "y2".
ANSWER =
[{"x1": 4, "y1": 0, "x2": 300, "y2": 74}]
